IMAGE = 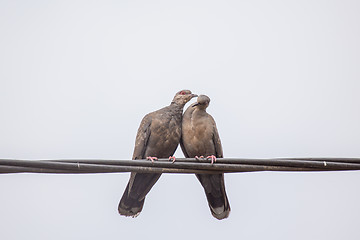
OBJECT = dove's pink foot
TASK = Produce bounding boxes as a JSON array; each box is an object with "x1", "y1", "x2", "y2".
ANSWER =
[
  {"x1": 206, "y1": 155, "x2": 217, "y2": 164},
  {"x1": 195, "y1": 156, "x2": 204, "y2": 160},
  {"x1": 146, "y1": 156, "x2": 158, "y2": 163},
  {"x1": 169, "y1": 156, "x2": 176, "y2": 163}
]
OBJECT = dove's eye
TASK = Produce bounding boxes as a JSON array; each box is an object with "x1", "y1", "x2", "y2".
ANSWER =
[{"x1": 179, "y1": 91, "x2": 186, "y2": 95}]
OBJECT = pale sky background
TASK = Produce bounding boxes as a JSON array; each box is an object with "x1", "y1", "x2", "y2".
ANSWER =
[{"x1": 1, "y1": 0, "x2": 360, "y2": 239}]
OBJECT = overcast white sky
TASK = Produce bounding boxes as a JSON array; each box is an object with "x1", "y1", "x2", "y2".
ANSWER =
[{"x1": 1, "y1": 0, "x2": 360, "y2": 239}]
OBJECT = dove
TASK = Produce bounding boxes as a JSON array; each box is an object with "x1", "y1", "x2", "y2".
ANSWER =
[
  {"x1": 118, "y1": 90, "x2": 197, "y2": 217},
  {"x1": 180, "y1": 95, "x2": 230, "y2": 220}
]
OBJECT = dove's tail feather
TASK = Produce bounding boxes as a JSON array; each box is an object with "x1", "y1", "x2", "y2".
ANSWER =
[
  {"x1": 118, "y1": 183, "x2": 145, "y2": 217},
  {"x1": 196, "y1": 173, "x2": 231, "y2": 220},
  {"x1": 118, "y1": 173, "x2": 161, "y2": 217}
]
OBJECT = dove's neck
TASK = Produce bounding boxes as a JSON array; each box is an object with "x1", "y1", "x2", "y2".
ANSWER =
[
  {"x1": 193, "y1": 108, "x2": 207, "y2": 117},
  {"x1": 170, "y1": 102, "x2": 186, "y2": 109}
]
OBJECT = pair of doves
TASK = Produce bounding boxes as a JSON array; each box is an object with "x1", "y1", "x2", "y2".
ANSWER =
[{"x1": 118, "y1": 90, "x2": 230, "y2": 220}]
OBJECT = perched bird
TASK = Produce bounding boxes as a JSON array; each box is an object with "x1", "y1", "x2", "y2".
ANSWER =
[
  {"x1": 180, "y1": 95, "x2": 230, "y2": 220},
  {"x1": 119, "y1": 90, "x2": 197, "y2": 217}
]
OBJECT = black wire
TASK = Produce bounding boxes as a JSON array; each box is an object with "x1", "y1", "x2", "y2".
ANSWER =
[{"x1": 1, "y1": 158, "x2": 360, "y2": 174}]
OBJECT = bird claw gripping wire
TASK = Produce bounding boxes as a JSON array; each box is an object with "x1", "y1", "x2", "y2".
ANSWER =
[
  {"x1": 168, "y1": 156, "x2": 176, "y2": 163},
  {"x1": 206, "y1": 155, "x2": 217, "y2": 165},
  {"x1": 195, "y1": 155, "x2": 216, "y2": 164},
  {"x1": 146, "y1": 156, "x2": 158, "y2": 163}
]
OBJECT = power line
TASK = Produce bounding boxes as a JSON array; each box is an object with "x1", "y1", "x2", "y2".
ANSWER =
[{"x1": 1, "y1": 158, "x2": 360, "y2": 174}]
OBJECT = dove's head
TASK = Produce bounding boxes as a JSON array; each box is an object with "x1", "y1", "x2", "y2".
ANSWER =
[
  {"x1": 192, "y1": 94, "x2": 210, "y2": 110},
  {"x1": 172, "y1": 90, "x2": 197, "y2": 106}
]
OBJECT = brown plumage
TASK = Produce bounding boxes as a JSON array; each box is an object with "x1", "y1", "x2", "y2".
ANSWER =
[
  {"x1": 118, "y1": 90, "x2": 197, "y2": 217},
  {"x1": 180, "y1": 95, "x2": 230, "y2": 220}
]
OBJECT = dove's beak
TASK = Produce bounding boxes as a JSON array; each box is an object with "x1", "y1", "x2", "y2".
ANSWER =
[{"x1": 191, "y1": 94, "x2": 198, "y2": 98}]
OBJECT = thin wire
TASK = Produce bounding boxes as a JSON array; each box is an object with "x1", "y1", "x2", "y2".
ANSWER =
[{"x1": 1, "y1": 158, "x2": 360, "y2": 174}]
